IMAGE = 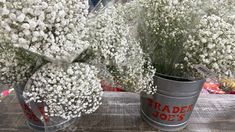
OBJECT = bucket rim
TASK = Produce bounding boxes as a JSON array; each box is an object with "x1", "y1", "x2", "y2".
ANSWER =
[{"x1": 155, "y1": 73, "x2": 205, "y2": 84}]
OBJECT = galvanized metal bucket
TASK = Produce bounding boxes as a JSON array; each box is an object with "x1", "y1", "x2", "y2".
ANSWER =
[
  {"x1": 140, "y1": 74, "x2": 205, "y2": 131},
  {"x1": 14, "y1": 83, "x2": 76, "y2": 132}
]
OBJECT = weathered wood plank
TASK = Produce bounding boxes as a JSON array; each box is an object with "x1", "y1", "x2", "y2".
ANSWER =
[{"x1": 0, "y1": 92, "x2": 234, "y2": 132}]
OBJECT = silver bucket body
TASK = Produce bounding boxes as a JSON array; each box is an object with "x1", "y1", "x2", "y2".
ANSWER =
[
  {"x1": 14, "y1": 84, "x2": 76, "y2": 132},
  {"x1": 140, "y1": 74, "x2": 205, "y2": 131}
]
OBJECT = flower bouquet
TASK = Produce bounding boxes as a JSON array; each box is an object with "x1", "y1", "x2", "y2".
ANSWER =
[
  {"x1": 136, "y1": 0, "x2": 235, "y2": 131},
  {"x1": 84, "y1": 0, "x2": 156, "y2": 94},
  {"x1": 0, "y1": 0, "x2": 102, "y2": 131},
  {"x1": 203, "y1": 77, "x2": 235, "y2": 94},
  {"x1": 0, "y1": 0, "x2": 156, "y2": 131},
  {"x1": 0, "y1": 0, "x2": 90, "y2": 63}
]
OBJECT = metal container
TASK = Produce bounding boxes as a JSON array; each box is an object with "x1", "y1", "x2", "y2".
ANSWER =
[
  {"x1": 14, "y1": 83, "x2": 75, "y2": 132},
  {"x1": 140, "y1": 74, "x2": 205, "y2": 131}
]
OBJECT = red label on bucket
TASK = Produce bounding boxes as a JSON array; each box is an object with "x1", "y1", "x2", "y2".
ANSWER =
[
  {"x1": 21, "y1": 103, "x2": 49, "y2": 123},
  {"x1": 147, "y1": 98, "x2": 193, "y2": 121}
]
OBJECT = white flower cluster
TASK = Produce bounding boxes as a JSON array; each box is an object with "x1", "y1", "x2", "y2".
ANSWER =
[
  {"x1": 184, "y1": 14, "x2": 235, "y2": 77},
  {"x1": 0, "y1": 36, "x2": 38, "y2": 84},
  {"x1": 87, "y1": 4, "x2": 129, "y2": 66},
  {"x1": 86, "y1": 2, "x2": 156, "y2": 93},
  {"x1": 116, "y1": 0, "x2": 140, "y2": 26},
  {"x1": 0, "y1": 0, "x2": 90, "y2": 62},
  {"x1": 0, "y1": 45, "x2": 27, "y2": 84},
  {"x1": 117, "y1": 39, "x2": 157, "y2": 94},
  {"x1": 23, "y1": 63, "x2": 103, "y2": 119},
  {"x1": 138, "y1": 0, "x2": 235, "y2": 78},
  {"x1": 137, "y1": 0, "x2": 196, "y2": 76},
  {"x1": 192, "y1": 0, "x2": 235, "y2": 23}
]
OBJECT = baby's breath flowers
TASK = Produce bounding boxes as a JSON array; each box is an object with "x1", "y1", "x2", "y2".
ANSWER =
[
  {"x1": 192, "y1": 0, "x2": 235, "y2": 23},
  {"x1": 114, "y1": 38, "x2": 157, "y2": 94},
  {"x1": 86, "y1": 2, "x2": 156, "y2": 94},
  {"x1": 0, "y1": 40, "x2": 40, "y2": 84},
  {"x1": 138, "y1": 0, "x2": 235, "y2": 80},
  {"x1": 138, "y1": 0, "x2": 196, "y2": 77},
  {"x1": 23, "y1": 63, "x2": 103, "y2": 119},
  {"x1": 0, "y1": 0, "x2": 90, "y2": 62},
  {"x1": 87, "y1": 3, "x2": 130, "y2": 66},
  {"x1": 184, "y1": 14, "x2": 235, "y2": 77}
]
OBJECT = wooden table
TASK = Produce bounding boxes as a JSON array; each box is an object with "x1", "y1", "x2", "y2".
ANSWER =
[{"x1": 0, "y1": 92, "x2": 234, "y2": 132}]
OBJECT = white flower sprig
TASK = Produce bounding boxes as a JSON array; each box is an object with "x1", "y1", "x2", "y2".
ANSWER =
[
  {"x1": 87, "y1": 3, "x2": 130, "y2": 66},
  {"x1": 184, "y1": 14, "x2": 235, "y2": 77},
  {"x1": 192, "y1": 0, "x2": 235, "y2": 24},
  {"x1": 0, "y1": 36, "x2": 40, "y2": 84},
  {"x1": 137, "y1": 0, "x2": 197, "y2": 77},
  {"x1": 23, "y1": 63, "x2": 103, "y2": 119},
  {"x1": 138, "y1": 0, "x2": 235, "y2": 80},
  {"x1": 0, "y1": 0, "x2": 90, "y2": 62},
  {"x1": 116, "y1": 38, "x2": 157, "y2": 94},
  {"x1": 86, "y1": 2, "x2": 156, "y2": 94}
]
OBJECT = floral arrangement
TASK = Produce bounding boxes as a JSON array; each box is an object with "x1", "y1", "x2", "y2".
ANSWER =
[
  {"x1": 137, "y1": 0, "x2": 197, "y2": 77},
  {"x1": 0, "y1": 0, "x2": 90, "y2": 62},
  {"x1": 86, "y1": 1, "x2": 156, "y2": 94},
  {"x1": 137, "y1": 0, "x2": 235, "y2": 81},
  {"x1": 0, "y1": 0, "x2": 157, "y2": 120},
  {"x1": 184, "y1": 14, "x2": 235, "y2": 77},
  {"x1": 0, "y1": 0, "x2": 103, "y2": 120},
  {"x1": 192, "y1": 0, "x2": 235, "y2": 21},
  {"x1": 23, "y1": 63, "x2": 102, "y2": 119},
  {"x1": 220, "y1": 78, "x2": 235, "y2": 93},
  {"x1": 0, "y1": 39, "x2": 40, "y2": 84}
]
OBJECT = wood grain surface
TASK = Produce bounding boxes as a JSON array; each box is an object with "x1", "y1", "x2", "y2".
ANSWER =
[{"x1": 0, "y1": 92, "x2": 234, "y2": 132}]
